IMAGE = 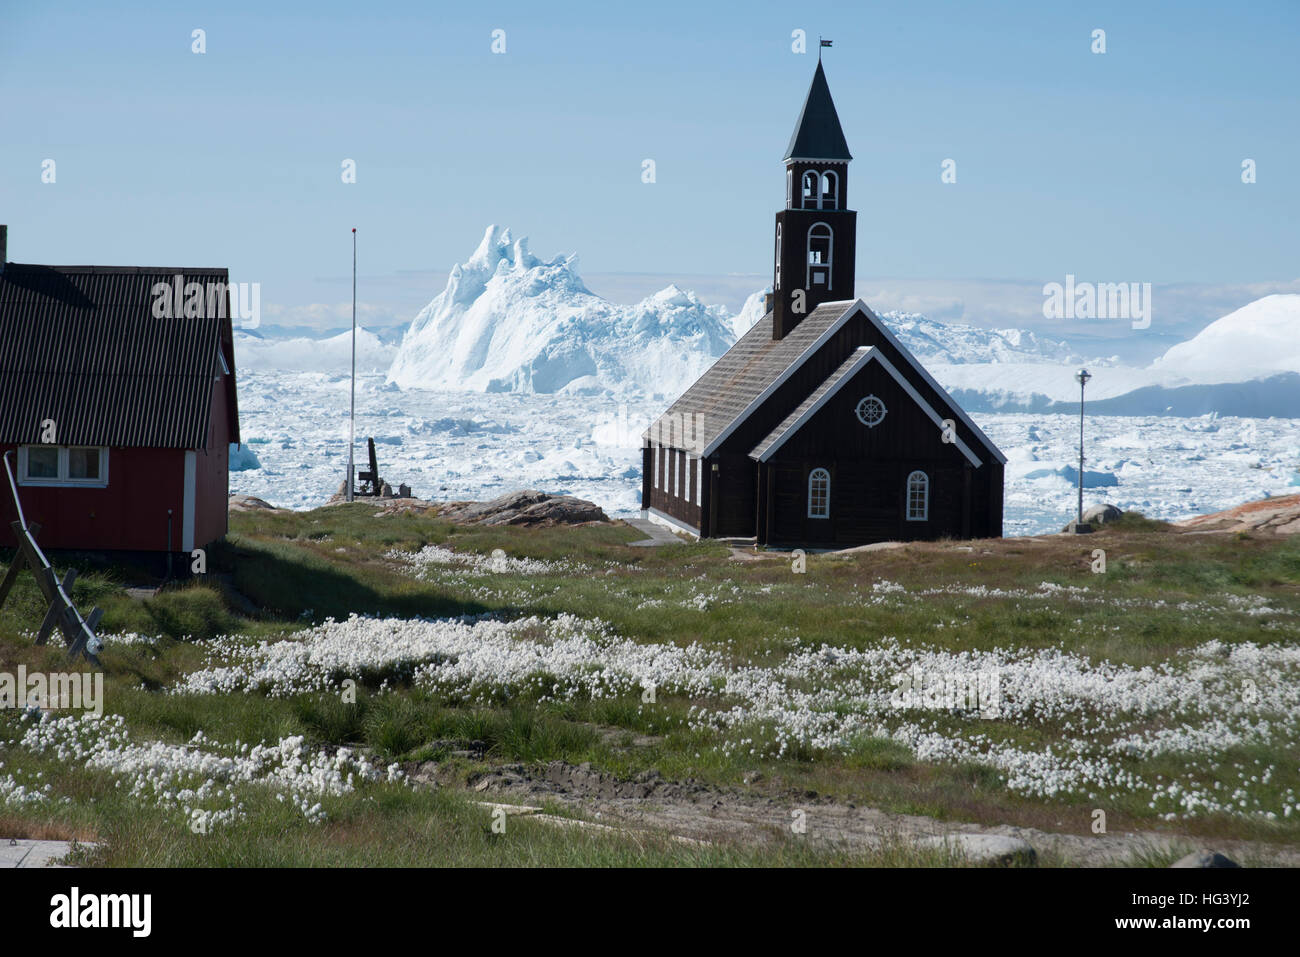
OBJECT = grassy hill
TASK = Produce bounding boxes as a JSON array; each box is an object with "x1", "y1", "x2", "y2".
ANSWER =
[{"x1": 1, "y1": 505, "x2": 1297, "y2": 866}]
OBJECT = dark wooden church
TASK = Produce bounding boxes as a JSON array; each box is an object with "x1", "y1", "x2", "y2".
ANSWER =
[{"x1": 641, "y1": 62, "x2": 1004, "y2": 547}]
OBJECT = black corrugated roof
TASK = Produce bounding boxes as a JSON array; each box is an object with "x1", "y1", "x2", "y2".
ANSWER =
[
  {"x1": 0, "y1": 264, "x2": 240, "y2": 448},
  {"x1": 783, "y1": 61, "x2": 852, "y2": 162}
]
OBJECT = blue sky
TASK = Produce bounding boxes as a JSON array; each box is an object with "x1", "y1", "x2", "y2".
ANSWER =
[{"x1": 2, "y1": 0, "x2": 1296, "y2": 339}]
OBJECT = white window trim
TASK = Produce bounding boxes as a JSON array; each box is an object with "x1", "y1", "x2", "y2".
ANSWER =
[
  {"x1": 807, "y1": 467, "x2": 830, "y2": 519},
  {"x1": 906, "y1": 470, "x2": 930, "y2": 522},
  {"x1": 801, "y1": 170, "x2": 818, "y2": 209},
  {"x1": 17, "y1": 445, "x2": 110, "y2": 488},
  {"x1": 806, "y1": 222, "x2": 833, "y2": 289},
  {"x1": 652, "y1": 445, "x2": 659, "y2": 489},
  {"x1": 182, "y1": 450, "x2": 197, "y2": 551},
  {"x1": 774, "y1": 223, "x2": 782, "y2": 289},
  {"x1": 695, "y1": 457, "x2": 703, "y2": 504},
  {"x1": 821, "y1": 170, "x2": 838, "y2": 209}
]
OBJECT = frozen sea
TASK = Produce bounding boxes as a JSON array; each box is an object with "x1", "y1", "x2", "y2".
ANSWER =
[{"x1": 229, "y1": 371, "x2": 1300, "y2": 536}]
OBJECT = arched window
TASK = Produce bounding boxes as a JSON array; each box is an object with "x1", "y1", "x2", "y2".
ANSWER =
[
  {"x1": 906, "y1": 471, "x2": 929, "y2": 521},
  {"x1": 808, "y1": 468, "x2": 830, "y2": 519},
  {"x1": 820, "y1": 170, "x2": 838, "y2": 209},
  {"x1": 774, "y1": 223, "x2": 782, "y2": 288},
  {"x1": 786, "y1": 168, "x2": 793, "y2": 208},
  {"x1": 807, "y1": 223, "x2": 833, "y2": 288},
  {"x1": 801, "y1": 171, "x2": 818, "y2": 209}
]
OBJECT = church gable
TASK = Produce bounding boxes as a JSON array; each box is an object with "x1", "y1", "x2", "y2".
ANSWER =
[
  {"x1": 750, "y1": 347, "x2": 981, "y2": 466},
  {"x1": 712, "y1": 301, "x2": 1002, "y2": 469}
]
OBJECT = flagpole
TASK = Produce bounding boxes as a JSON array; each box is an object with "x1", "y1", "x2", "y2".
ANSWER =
[{"x1": 347, "y1": 227, "x2": 356, "y2": 502}]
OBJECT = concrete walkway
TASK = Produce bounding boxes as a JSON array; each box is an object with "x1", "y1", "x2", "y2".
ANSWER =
[
  {"x1": 0, "y1": 839, "x2": 90, "y2": 868},
  {"x1": 625, "y1": 518, "x2": 685, "y2": 547}
]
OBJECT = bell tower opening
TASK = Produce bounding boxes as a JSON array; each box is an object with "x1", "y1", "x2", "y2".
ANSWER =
[{"x1": 772, "y1": 60, "x2": 857, "y2": 340}]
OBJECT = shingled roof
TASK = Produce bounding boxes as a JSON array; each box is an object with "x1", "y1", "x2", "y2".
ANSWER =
[
  {"x1": 0, "y1": 264, "x2": 240, "y2": 448},
  {"x1": 783, "y1": 61, "x2": 852, "y2": 162},
  {"x1": 644, "y1": 300, "x2": 855, "y2": 454},
  {"x1": 645, "y1": 298, "x2": 1006, "y2": 466}
]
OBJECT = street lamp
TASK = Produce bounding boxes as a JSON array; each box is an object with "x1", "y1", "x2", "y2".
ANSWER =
[{"x1": 1074, "y1": 368, "x2": 1092, "y2": 531}]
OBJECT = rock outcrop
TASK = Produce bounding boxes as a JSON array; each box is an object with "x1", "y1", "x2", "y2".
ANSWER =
[
  {"x1": 1176, "y1": 493, "x2": 1300, "y2": 536},
  {"x1": 436, "y1": 490, "x2": 608, "y2": 527},
  {"x1": 228, "y1": 494, "x2": 282, "y2": 512}
]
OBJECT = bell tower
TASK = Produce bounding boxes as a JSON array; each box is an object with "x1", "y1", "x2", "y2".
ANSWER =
[{"x1": 772, "y1": 60, "x2": 856, "y2": 340}]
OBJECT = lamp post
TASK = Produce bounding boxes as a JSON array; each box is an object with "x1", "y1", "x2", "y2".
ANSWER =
[{"x1": 1074, "y1": 368, "x2": 1091, "y2": 531}]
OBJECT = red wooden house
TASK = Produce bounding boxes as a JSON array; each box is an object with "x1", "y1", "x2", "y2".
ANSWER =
[{"x1": 0, "y1": 226, "x2": 240, "y2": 557}]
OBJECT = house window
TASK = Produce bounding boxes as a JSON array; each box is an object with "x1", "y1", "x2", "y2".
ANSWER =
[
  {"x1": 18, "y1": 446, "x2": 109, "y2": 488},
  {"x1": 855, "y1": 395, "x2": 887, "y2": 428},
  {"x1": 807, "y1": 223, "x2": 832, "y2": 288},
  {"x1": 906, "y1": 471, "x2": 929, "y2": 521},
  {"x1": 808, "y1": 467, "x2": 830, "y2": 519},
  {"x1": 668, "y1": 449, "x2": 676, "y2": 498},
  {"x1": 25, "y1": 446, "x2": 59, "y2": 479},
  {"x1": 696, "y1": 459, "x2": 703, "y2": 504}
]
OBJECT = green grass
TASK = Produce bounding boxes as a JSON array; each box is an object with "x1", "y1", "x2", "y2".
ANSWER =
[{"x1": 1, "y1": 504, "x2": 1297, "y2": 866}]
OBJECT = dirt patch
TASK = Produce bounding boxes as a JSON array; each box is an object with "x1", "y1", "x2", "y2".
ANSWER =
[{"x1": 449, "y1": 761, "x2": 1300, "y2": 867}]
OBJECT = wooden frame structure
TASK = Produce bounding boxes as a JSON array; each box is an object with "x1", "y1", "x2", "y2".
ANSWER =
[{"x1": 0, "y1": 451, "x2": 103, "y2": 665}]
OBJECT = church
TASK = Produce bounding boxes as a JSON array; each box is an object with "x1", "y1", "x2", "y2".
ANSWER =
[{"x1": 641, "y1": 61, "x2": 1005, "y2": 547}]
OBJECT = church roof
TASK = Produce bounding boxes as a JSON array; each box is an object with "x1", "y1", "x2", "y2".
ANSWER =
[
  {"x1": 644, "y1": 299, "x2": 1006, "y2": 466},
  {"x1": 783, "y1": 61, "x2": 852, "y2": 163},
  {"x1": 748, "y1": 346, "x2": 983, "y2": 466},
  {"x1": 644, "y1": 300, "x2": 853, "y2": 455}
]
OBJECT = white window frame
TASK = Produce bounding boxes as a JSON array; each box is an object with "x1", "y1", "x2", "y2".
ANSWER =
[
  {"x1": 801, "y1": 171, "x2": 818, "y2": 209},
  {"x1": 774, "y1": 223, "x2": 782, "y2": 289},
  {"x1": 695, "y1": 457, "x2": 703, "y2": 504},
  {"x1": 820, "y1": 170, "x2": 838, "y2": 209},
  {"x1": 807, "y1": 467, "x2": 830, "y2": 519},
  {"x1": 906, "y1": 470, "x2": 929, "y2": 522},
  {"x1": 653, "y1": 445, "x2": 660, "y2": 489},
  {"x1": 807, "y1": 222, "x2": 833, "y2": 289},
  {"x1": 17, "y1": 445, "x2": 110, "y2": 488}
]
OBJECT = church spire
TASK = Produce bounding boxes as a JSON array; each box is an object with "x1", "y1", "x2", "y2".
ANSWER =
[
  {"x1": 783, "y1": 60, "x2": 852, "y2": 163},
  {"x1": 771, "y1": 61, "x2": 857, "y2": 340}
]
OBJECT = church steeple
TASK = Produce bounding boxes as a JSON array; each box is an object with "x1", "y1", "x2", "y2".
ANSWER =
[
  {"x1": 772, "y1": 61, "x2": 857, "y2": 340},
  {"x1": 783, "y1": 61, "x2": 852, "y2": 164}
]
